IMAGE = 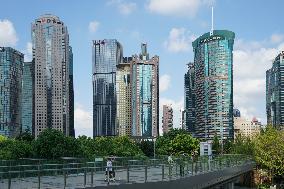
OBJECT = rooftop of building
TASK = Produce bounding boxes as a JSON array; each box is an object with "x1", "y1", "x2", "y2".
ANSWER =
[{"x1": 192, "y1": 30, "x2": 235, "y2": 48}]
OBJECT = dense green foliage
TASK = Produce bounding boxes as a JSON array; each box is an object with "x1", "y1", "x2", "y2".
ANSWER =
[
  {"x1": 254, "y1": 126, "x2": 284, "y2": 176},
  {"x1": 156, "y1": 128, "x2": 199, "y2": 156},
  {"x1": 0, "y1": 129, "x2": 144, "y2": 160}
]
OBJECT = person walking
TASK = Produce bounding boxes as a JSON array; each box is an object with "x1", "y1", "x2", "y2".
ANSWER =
[{"x1": 105, "y1": 157, "x2": 115, "y2": 181}]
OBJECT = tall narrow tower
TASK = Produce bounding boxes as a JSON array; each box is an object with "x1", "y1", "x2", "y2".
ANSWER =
[
  {"x1": 191, "y1": 30, "x2": 235, "y2": 140},
  {"x1": 92, "y1": 39, "x2": 123, "y2": 137},
  {"x1": 130, "y1": 44, "x2": 159, "y2": 137},
  {"x1": 32, "y1": 15, "x2": 72, "y2": 137}
]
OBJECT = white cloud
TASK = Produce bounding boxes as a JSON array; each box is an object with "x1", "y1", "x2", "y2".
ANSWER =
[
  {"x1": 233, "y1": 35, "x2": 284, "y2": 124},
  {"x1": 74, "y1": 104, "x2": 93, "y2": 137},
  {"x1": 0, "y1": 19, "x2": 18, "y2": 46},
  {"x1": 107, "y1": 0, "x2": 137, "y2": 15},
  {"x1": 160, "y1": 74, "x2": 171, "y2": 92},
  {"x1": 164, "y1": 28, "x2": 196, "y2": 53},
  {"x1": 23, "y1": 42, "x2": 33, "y2": 62},
  {"x1": 88, "y1": 21, "x2": 100, "y2": 33},
  {"x1": 147, "y1": 0, "x2": 215, "y2": 18},
  {"x1": 159, "y1": 97, "x2": 184, "y2": 135}
]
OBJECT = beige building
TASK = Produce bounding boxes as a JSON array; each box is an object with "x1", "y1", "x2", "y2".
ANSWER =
[
  {"x1": 234, "y1": 117, "x2": 262, "y2": 139},
  {"x1": 116, "y1": 58, "x2": 132, "y2": 136}
]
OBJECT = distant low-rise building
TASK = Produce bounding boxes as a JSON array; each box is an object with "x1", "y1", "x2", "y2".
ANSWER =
[{"x1": 234, "y1": 117, "x2": 262, "y2": 139}]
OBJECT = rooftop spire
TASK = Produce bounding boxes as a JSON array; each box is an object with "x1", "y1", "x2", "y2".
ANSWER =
[{"x1": 210, "y1": 7, "x2": 214, "y2": 36}]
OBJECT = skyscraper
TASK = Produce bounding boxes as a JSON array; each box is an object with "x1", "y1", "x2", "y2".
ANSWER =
[
  {"x1": 162, "y1": 105, "x2": 173, "y2": 134},
  {"x1": 69, "y1": 47, "x2": 75, "y2": 137},
  {"x1": 131, "y1": 44, "x2": 159, "y2": 137},
  {"x1": 266, "y1": 51, "x2": 284, "y2": 129},
  {"x1": 22, "y1": 61, "x2": 34, "y2": 134},
  {"x1": 188, "y1": 30, "x2": 235, "y2": 140},
  {"x1": 32, "y1": 15, "x2": 72, "y2": 137},
  {"x1": 92, "y1": 39, "x2": 123, "y2": 137},
  {"x1": 0, "y1": 47, "x2": 23, "y2": 137},
  {"x1": 116, "y1": 57, "x2": 132, "y2": 136},
  {"x1": 184, "y1": 62, "x2": 195, "y2": 134}
]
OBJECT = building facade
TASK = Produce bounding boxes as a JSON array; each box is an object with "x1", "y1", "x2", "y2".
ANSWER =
[
  {"x1": 92, "y1": 39, "x2": 123, "y2": 137},
  {"x1": 130, "y1": 44, "x2": 159, "y2": 137},
  {"x1": 32, "y1": 15, "x2": 71, "y2": 137},
  {"x1": 162, "y1": 105, "x2": 173, "y2": 134},
  {"x1": 234, "y1": 117, "x2": 261, "y2": 139},
  {"x1": 69, "y1": 47, "x2": 74, "y2": 137},
  {"x1": 266, "y1": 51, "x2": 284, "y2": 129},
  {"x1": 116, "y1": 57, "x2": 132, "y2": 136},
  {"x1": 0, "y1": 47, "x2": 23, "y2": 137},
  {"x1": 22, "y1": 61, "x2": 34, "y2": 134},
  {"x1": 184, "y1": 62, "x2": 195, "y2": 134},
  {"x1": 190, "y1": 30, "x2": 235, "y2": 140}
]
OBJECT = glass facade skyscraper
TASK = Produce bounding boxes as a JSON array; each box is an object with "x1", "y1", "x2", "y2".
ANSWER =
[
  {"x1": 69, "y1": 46, "x2": 75, "y2": 137},
  {"x1": 32, "y1": 15, "x2": 72, "y2": 137},
  {"x1": 184, "y1": 62, "x2": 196, "y2": 134},
  {"x1": 0, "y1": 47, "x2": 23, "y2": 137},
  {"x1": 266, "y1": 51, "x2": 284, "y2": 129},
  {"x1": 187, "y1": 30, "x2": 235, "y2": 140},
  {"x1": 130, "y1": 44, "x2": 159, "y2": 137},
  {"x1": 22, "y1": 61, "x2": 34, "y2": 134},
  {"x1": 92, "y1": 39, "x2": 123, "y2": 137}
]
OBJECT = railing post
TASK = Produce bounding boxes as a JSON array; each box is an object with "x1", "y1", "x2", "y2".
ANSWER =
[
  {"x1": 162, "y1": 164, "x2": 165, "y2": 180},
  {"x1": 91, "y1": 168, "x2": 94, "y2": 187},
  {"x1": 64, "y1": 170, "x2": 67, "y2": 189},
  {"x1": 107, "y1": 168, "x2": 110, "y2": 185},
  {"x1": 127, "y1": 166, "x2": 130, "y2": 183},
  {"x1": 144, "y1": 165, "x2": 147, "y2": 182},
  {"x1": 38, "y1": 165, "x2": 41, "y2": 189},
  {"x1": 8, "y1": 172, "x2": 11, "y2": 189},
  {"x1": 169, "y1": 164, "x2": 172, "y2": 179},
  {"x1": 84, "y1": 168, "x2": 87, "y2": 187}
]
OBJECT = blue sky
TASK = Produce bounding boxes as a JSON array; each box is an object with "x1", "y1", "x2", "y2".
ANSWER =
[{"x1": 0, "y1": 0, "x2": 284, "y2": 137}]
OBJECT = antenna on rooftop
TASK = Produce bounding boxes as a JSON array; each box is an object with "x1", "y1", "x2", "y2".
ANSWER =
[{"x1": 210, "y1": 6, "x2": 214, "y2": 36}]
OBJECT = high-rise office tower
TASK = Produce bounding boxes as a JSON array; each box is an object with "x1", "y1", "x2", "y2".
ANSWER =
[
  {"x1": 189, "y1": 30, "x2": 235, "y2": 140},
  {"x1": 32, "y1": 15, "x2": 72, "y2": 137},
  {"x1": 22, "y1": 61, "x2": 34, "y2": 134},
  {"x1": 116, "y1": 57, "x2": 132, "y2": 136},
  {"x1": 92, "y1": 39, "x2": 123, "y2": 137},
  {"x1": 0, "y1": 47, "x2": 23, "y2": 137},
  {"x1": 162, "y1": 105, "x2": 173, "y2": 134},
  {"x1": 131, "y1": 43, "x2": 159, "y2": 137},
  {"x1": 184, "y1": 62, "x2": 195, "y2": 134},
  {"x1": 69, "y1": 47, "x2": 75, "y2": 137},
  {"x1": 266, "y1": 51, "x2": 284, "y2": 129}
]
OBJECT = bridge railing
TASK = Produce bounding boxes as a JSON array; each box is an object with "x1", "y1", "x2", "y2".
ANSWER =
[{"x1": 0, "y1": 154, "x2": 253, "y2": 189}]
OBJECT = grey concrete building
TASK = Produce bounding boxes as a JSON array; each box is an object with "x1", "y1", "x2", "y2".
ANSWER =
[{"x1": 32, "y1": 14, "x2": 72, "y2": 137}]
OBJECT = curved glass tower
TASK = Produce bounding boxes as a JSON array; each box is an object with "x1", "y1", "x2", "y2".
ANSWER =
[{"x1": 191, "y1": 30, "x2": 235, "y2": 140}]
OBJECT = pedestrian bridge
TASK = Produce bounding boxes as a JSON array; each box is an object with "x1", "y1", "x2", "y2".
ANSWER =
[{"x1": 0, "y1": 155, "x2": 255, "y2": 189}]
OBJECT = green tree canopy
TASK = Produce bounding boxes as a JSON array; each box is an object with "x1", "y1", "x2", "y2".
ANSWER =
[
  {"x1": 254, "y1": 126, "x2": 284, "y2": 176},
  {"x1": 169, "y1": 134, "x2": 199, "y2": 155}
]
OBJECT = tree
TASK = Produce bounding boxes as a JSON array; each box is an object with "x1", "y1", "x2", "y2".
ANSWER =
[
  {"x1": 33, "y1": 129, "x2": 80, "y2": 159},
  {"x1": 138, "y1": 140, "x2": 154, "y2": 157},
  {"x1": 212, "y1": 135, "x2": 221, "y2": 154},
  {"x1": 16, "y1": 131, "x2": 34, "y2": 142},
  {"x1": 254, "y1": 126, "x2": 284, "y2": 177},
  {"x1": 169, "y1": 134, "x2": 199, "y2": 156},
  {"x1": 0, "y1": 139, "x2": 33, "y2": 159},
  {"x1": 231, "y1": 134, "x2": 254, "y2": 155}
]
